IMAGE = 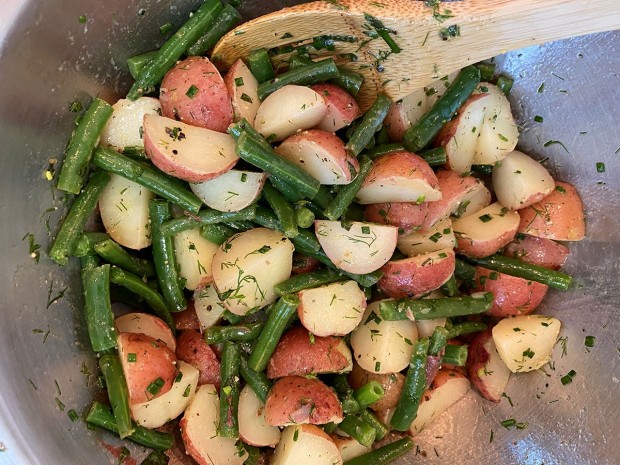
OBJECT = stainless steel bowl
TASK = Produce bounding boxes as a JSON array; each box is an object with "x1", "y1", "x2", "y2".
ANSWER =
[{"x1": 0, "y1": 1, "x2": 618, "y2": 464}]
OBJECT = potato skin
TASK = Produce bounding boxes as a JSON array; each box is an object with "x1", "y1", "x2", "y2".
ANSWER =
[
  {"x1": 292, "y1": 253, "x2": 321, "y2": 275},
  {"x1": 466, "y1": 329, "x2": 506, "y2": 402},
  {"x1": 311, "y1": 83, "x2": 360, "y2": 132},
  {"x1": 364, "y1": 202, "x2": 428, "y2": 234},
  {"x1": 267, "y1": 326, "x2": 351, "y2": 379},
  {"x1": 347, "y1": 363, "x2": 405, "y2": 412},
  {"x1": 473, "y1": 267, "x2": 548, "y2": 318},
  {"x1": 265, "y1": 376, "x2": 343, "y2": 426},
  {"x1": 504, "y1": 234, "x2": 568, "y2": 270},
  {"x1": 173, "y1": 302, "x2": 201, "y2": 331},
  {"x1": 175, "y1": 330, "x2": 221, "y2": 388},
  {"x1": 160, "y1": 56, "x2": 233, "y2": 133}
]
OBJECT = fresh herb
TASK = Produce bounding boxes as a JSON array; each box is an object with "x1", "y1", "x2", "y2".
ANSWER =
[
  {"x1": 537, "y1": 82, "x2": 545, "y2": 93},
  {"x1": 543, "y1": 140, "x2": 569, "y2": 153},
  {"x1": 55, "y1": 397, "x2": 65, "y2": 411},
  {"x1": 159, "y1": 22, "x2": 173, "y2": 35},
  {"x1": 69, "y1": 100, "x2": 83, "y2": 113},
  {"x1": 183, "y1": 384, "x2": 192, "y2": 397},
  {"x1": 584, "y1": 335, "x2": 595, "y2": 348},
  {"x1": 22, "y1": 233, "x2": 41, "y2": 263},
  {"x1": 186, "y1": 85, "x2": 199, "y2": 99},
  {"x1": 500, "y1": 418, "x2": 516, "y2": 428},
  {"x1": 425, "y1": 0, "x2": 454, "y2": 22},
  {"x1": 363, "y1": 13, "x2": 401, "y2": 53},
  {"x1": 146, "y1": 377, "x2": 165, "y2": 396},
  {"x1": 560, "y1": 369, "x2": 576, "y2": 385},
  {"x1": 555, "y1": 185, "x2": 566, "y2": 193},
  {"x1": 234, "y1": 77, "x2": 244, "y2": 87},
  {"x1": 46, "y1": 281, "x2": 68, "y2": 309},
  {"x1": 498, "y1": 133, "x2": 509, "y2": 142},
  {"x1": 501, "y1": 392, "x2": 514, "y2": 407},
  {"x1": 174, "y1": 372, "x2": 183, "y2": 383},
  {"x1": 240, "y1": 93, "x2": 253, "y2": 103},
  {"x1": 78, "y1": 14, "x2": 87, "y2": 23},
  {"x1": 68, "y1": 409, "x2": 79, "y2": 422},
  {"x1": 429, "y1": 232, "x2": 442, "y2": 243},
  {"x1": 165, "y1": 126, "x2": 186, "y2": 141},
  {"x1": 126, "y1": 353, "x2": 137, "y2": 363},
  {"x1": 596, "y1": 162, "x2": 606, "y2": 173},
  {"x1": 479, "y1": 214, "x2": 493, "y2": 223},
  {"x1": 534, "y1": 115, "x2": 544, "y2": 123},
  {"x1": 522, "y1": 348, "x2": 535, "y2": 359},
  {"x1": 361, "y1": 226, "x2": 371, "y2": 234},
  {"x1": 240, "y1": 173, "x2": 247, "y2": 182},
  {"x1": 439, "y1": 24, "x2": 460, "y2": 41},
  {"x1": 558, "y1": 336, "x2": 568, "y2": 357},
  {"x1": 374, "y1": 361, "x2": 381, "y2": 372}
]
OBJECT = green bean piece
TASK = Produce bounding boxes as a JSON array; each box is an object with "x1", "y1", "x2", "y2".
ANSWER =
[
  {"x1": 127, "y1": 50, "x2": 158, "y2": 79},
  {"x1": 471, "y1": 164, "x2": 493, "y2": 176},
  {"x1": 80, "y1": 255, "x2": 100, "y2": 271},
  {"x1": 440, "y1": 274, "x2": 458, "y2": 297},
  {"x1": 322, "y1": 422, "x2": 339, "y2": 434},
  {"x1": 323, "y1": 156, "x2": 373, "y2": 220},
  {"x1": 446, "y1": 321, "x2": 488, "y2": 340},
  {"x1": 274, "y1": 268, "x2": 344, "y2": 296},
  {"x1": 338, "y1": 415, "x2": 376, "y2": 447},
  {"x1": 333, "y1": 374, "x2": 360, "y2": 415},
  {"x1": 294, "y1": 207, "x2": 315, "y2": 229},
  {"x1": 365, "y1": 143, "x2": 404, "y2": 160},
  {"x1": 379, "y1": 293, "x2": 493, "y2": 321},
  {"x1": 476, "y1": 62, "x2": 496, "y2": 82},
  {"x1": 268, "y1": 176, "x2": 305, "y2": 203},
  {"x1": 442, "y1": 343, "x2": 469, "y2": 366},
  {"x1": 455, "y1": 257, "x2": 477, "y2": 281},
  {"x1": 219, "y1": 341, "x2": 241, "y2": 438},
  {"x1": 139, "y1": 450, "x2": 169, "y2": 465},
  {"x1": 354, "y1": 381, "x2": 384, "y2": 410},
  {"x1": 465, "y1": 254, "x2": 572, "y2": 290},
  {"x1": 109, "y1": 266, "x2": 175, "y2": 331},
  {"x1": 122, "y1": 146, "x2": 149, "y2": 161},
  {"x1": 99, "y1": 355, "x2": 134, "y2": 439},
  {"x1": 200, "y1": 223, "x2": 236, "y2": 245},
  {"x1": 390, "y1": 338, "x2": 429, "y2": 431},
  {"x1": 247, "y1": 48, "x2": 275, "y2": 83},
  {"x1": 205, "y1": 322, "x2": 265, "y2": 344},
  {"x1": 50, "y1": 171, "x2": 111, "y2": 265},
  {"x1": 85, "y1": 402, "x2": 174, "y2": 451},
  {"x1": 239, "y1": 355, "x2": 272, "y2": 404},
  {"x1": 496, "y1": 75, "x2": 514, "y2": 95},
  {"x1": 248, "y1": 295, "x2": 299, "y2": 372},
  {"x1": 224, "y1": 220, "x2": 255, "y2": 232},
  {"x1": 73, "y1": 232, "x2": 110, "y2": 257},
  {"x1": 110, "y1": 284, "x2": 150, "y2": 312},
  {"x1": 262, "y1": 183, "x2": 298, "y2": 238},
  {"x1": 82, "y1": 263, "x2": 117, "y2": 352},
  {"x1": 288, "y1": 55, "x2": 364, "y2": 96},
  {"x1": 418, "y1": 146, "x2": 447, "y2": 167},
  {"x1": 359, "y1": 409, "x2": 388, "y2": 441},
  {"x1": 160, "y1": 205, "x2": 257, "y2": 237},
  {"x1": 345, "y1": 94, "x2": 392, "y2": 157},
  {"x1": 57, "y1": 98, "x2": 113, "y2": 194},
  {"x1": 403, "y1": 65, "x2": 481, "y2": 152},
  {"x1": 257, "y1": 58, "x2": 340, "y2": 101},
  {"x1": 127, "y1": 0, "x2": 224, "y2": 99},
  {"x1": 236, "y1": 132, "x2": 320, "y2": 200},
  {"x1": 343, "y1": 437, "x2": 414, "y2": 465},
  {"x1": 186, "y1": 3, "x2": 242, "y2": 56},
  {"x1": 92, "y1": 147, "x2": 202, "y2": 214},
  {"x1": 94, "y1": 239, "x2": 155, "y2": 278},
  {"x1": 312, "y1": 185, "x2": 335, "y2": 209},
  {"x1": 149, "y1": 200, "x2": 186, "y2": 312},
  {"x1": 241, "y1": 444, "x2": 260, "y2": 465},
  {"x1": 428, "y1": 326, "x2": 449, "y2": 357}
]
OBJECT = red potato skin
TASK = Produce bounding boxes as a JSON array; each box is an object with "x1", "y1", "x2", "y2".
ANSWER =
[
  {"x1": 473, "y1": 267, "x2": 548, "y2": 318},
  {"x1": 504, "y1": 235, "x2": 569, "y2": 270},
  {"x1": 364, "y1": 202, "x2": 429, "y2": 234},
  {"x1": 118, "y1": 332, "x2": 177, "y2": 405},
  {"x1": 422, "y1": 369, "x2": 468, "y2": 401},
  {"x1": 160, "y1": 57, "x2": 233, "y2": 133},
  {"x1": 310, "y1": 83, "x2": 360, "y2": 132},
  {"x1": 517, "y1": 181, "x2": 586, "y2": 241},
  {"x1": 378, "y1": 249, "x2": 455, "y2": 299},
  {"x1": 175, "y1": 330, "x2": 221, "y2": 389},
  {"x1": 292, "y1": 253, "x2": 321, "y2": 275},
  {"x1": 173, "y1": 302, "x2": 201, "y2": 331},
  {"x1": 362, "y1": 151, "x2": 440, "y2": 193},
  {"x1": 384, "y1": 100, "x2": 410, "y2": 142},
  {"x1": 347, "y1": 363, "x2": 405, "y2": 411},
  {"x1": 467, "y1": 329, "x2": 502, "y2": 402},
  {"x1": 455, "y1": 223, "x2": 519, "y2": 259},
  {"x1": 266, "y1": 326, "x2": 350, "y2": 379},
  {"x1": 265, "y1": 376, "x2": 343, "y2": 426}
]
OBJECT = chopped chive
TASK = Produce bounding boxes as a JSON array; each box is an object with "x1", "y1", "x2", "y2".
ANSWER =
[
  {"x1": 69, "y1": 100, "x2": 83, "y2": 113},
  {"x1": 183, "y1": 384, "x2": 192, "y2": 397},
  {"x1": 537, "y1": 82, "x2": 545, "y2": 93},
  {"x1": 127, "y1": 353, "x2": 137, "y2": 363},
  {"x1": 584, "y1": 335, "x2": 595, "y2": 348},
  {"x1": 78, "y1": 14, "x2": 87, "y2": 23},
  {"x1": 159, "y1": 22, "x2": 173, "y2": 35},
  {"x1": 361, "y1": 226, "x2": 371, "y2": 234},
  {"x1": 534, "y1": 115, "x2": 544, "y2": 123},
  {"x1": 68, "y1": 409, "x2": 79, "y2": 422},
  {"x1": 146, "y1": 377, "x2": 165, "y2": 396},
  {"x1": 429, "y1": 232, "x2": 442, "y2": 243},
  {"x1": 596, "y1": 162, "x2": 606, "y2": 173},
  {"x1": 479, "y1": 214, "x2": 493, "y2": 223},
  {"x1": 560, "y1": 370, "x2": 576, "y2": 385},
  {"x1": 234, "y1": 77, "x2": 244, "y2": 87},
  {"x1": 498, "y1": 133, "x2": 508, "y2": 142},
  {"x1": 240, "y1": 93, "x2": 253, "y2": 103},
  {"x1": 240, "y1": 173, "x2": 247, "y2": 182},
  {"x1": 186, "y1": 85, "x2": 199, "y2": 99},
  {"x1": 543, "y1": 140, "x2": 569, "y2": 153},
  {"x1": 555, "y1": 185, "x2": 566, "y2": 193},
  {"x1": 501, "y1": 419, "x2": 516, "y2": 428}
]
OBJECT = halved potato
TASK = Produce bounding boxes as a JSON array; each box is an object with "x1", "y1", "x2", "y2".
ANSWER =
[
  {"x1": 311, "y1": 83, "x2": 360, "y2": 133},
  {"x1": 331, "y1": 436, "x2": 371, "y2": 462},
  {"x1": 384, "y1": 87, "x2": 428, "y2": 141},
  {"x1": 173, "y1": 228, "x2": 219, "y2": 290},
  {"x1": 415, "y1": 318, "x2": 447, "y2": 339},
  {"x1": 453, "y1": 202, "x2": 520, "y2": 258},
  {"x1": 467, "y1": 330, "x2": 511, "y2": 402},
  {"x1": 347, "y1": 362, "x2": 405, "y2": 412},
  {"x1": 100, "y1": 97, "x2": 161, "y2": 151},
  {"x1": 212, "y1": 228, "x2": 294, "y2": 315},
  {"x1": 298, "y1": 280, "x2": 367, "y2": 337},
  {"x1": 193, "y1": 285, "x2": 227, "y2": 330},
  {"x1": 315, "y1": 220, "x2": 398, "y2": 274},
  {"x1": 190, "y1": 170, "x2": 266, "y2": 212},
  {"x1": 397, "y1": 219, "x2": 456, "y2": 257},
  {"x1": 504, "y1": 234, "x2": 569, "y2": 270},
  {"x1": 173, "y1": 304, "x2": 201, "y2": 331},
  {"x1": 143, "y1": 114, "x2": 238, "y2": 183},
  {"x1": 356, "y1": 151, "x2": 441, "y2": 204},
  {"x1": 115, "y1": 313, "x2": 176, "y2": 351},
  {"x1": 239, "y1": 384, "x2": 281, "y2": 447},
  {"x1": 224, "y1": 59, "x2": 261, "y2": 125},
  {"x1": 175, "y1": 330, "x2": 221, "y2": 388},
  {"x1": 364, "y1": 202, "x2": 428, "y2": 235},
  {"x1": 272, "y1": 425, "x2": 342, "y2": 465}
]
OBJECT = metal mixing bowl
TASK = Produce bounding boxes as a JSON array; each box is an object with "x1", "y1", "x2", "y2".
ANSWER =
[{"x1": 0, "y1": 1, "x2": 618, "y2": 464}]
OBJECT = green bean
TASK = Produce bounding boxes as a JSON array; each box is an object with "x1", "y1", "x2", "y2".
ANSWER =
[
  {"x1": 92, "y1": 147, "x2": 202, "y2": 214},
  {"x1": 343, "y1": 437, "x2": 414, "y2": 465},
  {"x1": 262, "y1": 183, "x2": 298, "y2": 238},
  {"x1": 160, "y1": 205, "x2": 257, "y2": 237},
  {"x1": 446, "y1": 321, "x2": 488, "y2": 340},
  {"x1": 288, "y1": 55, "x2": 364, "y2": 96},
  {"x1": 274, "y1": 268, "x2": 343, "y2": 296},
  {"x1": 312, "y1": 185, "x2": 335, "y2": 209},
  {"x1": 110, "y1": 284, "x2": 149, "y2": 312},
  {"x1": 268, "y1": 176, "x2": 305, "y2": 203},
  {"x1": 239, "y1": 355, "x2": 271, "y2": 404},
  {"x1": 390, "y1": 338, "x2": 429, "y2": 431},
  {"x1": 127, "y1": 50, "x2": 158, "y2": 79},
  {"x1": 127, "y1": 0, "x2": 223, "y2": 99},
  {"x1": 379, "y1": 293, "x2": 493, "y2": 321},
  {"x1": 337, "y1": 415, "x2": 376, "y2": 447},
  {"x1": 428, "y1": 326, "x2": 449, "y2": 357},
  {"x1": 403, "y1": 65, "x2": 481, "y2": 152},
  {"x1": 257, "y1": 58, "x2": 340, "y2": 101},
  {"x1": 476, "y1": 62, "x2": 496, "y2": 82},
  {"x1": 247, "y1": 48, "x2": 275, "y2": 83},
  {"x1": 139, "y1": 450, "x2": 169, "y2": 465},
  {"x1": 222, "y1": 309, "x2": 244, "y2": 325},
  {"x1": 219, "y1": 341, "x2": 241, "y2": 438},
  {"x1": 354, "y1": 381, "x2": 384, "y2": 410},
  {"x1": 323, "y1": 156, "x2": 373, "y2": 220},
  {"x1": 85, "y1": 401, "x2": 174, "y2": 451},
  {"x1": 333, "y1": 374, "x2": 360, "y2": 415},
  {"x1": 455, "y1": 257, "x2": 477, "y2": 281},
  {"x1": 365, "y1": 143, "x2": 404, "y2": 160},
  {"x1": 99, "y1": 355, "x2": 133, "y2": 439},
  {"x1": 496, "y1": 75, "x2": 514, "y2": 95},
  {"x1": 50, "y1": 171, "x2": 111, "y2": 265},
  {"x1": 322, "y1": 422, "x2": 339, "y2": 434},
  {"x1": 94, "y1": 239, "x2": 155, "y2": 278},
  {"x1": 345, "y1": 94, "x2": 392, "y2": 157},
  {"x1": 440, "y1": 274, "x2": 458, "y2": 297},
  {"x1": 224, "y1": 220, "x2": 255, "y2": 232},
  {"x1": 80, "y1": 255, "x2": 100, "y2": 271},
  {"x1": 205, "y1": 322, "x2": 264, "y2": 344},
  {"x1": 248, "y1": 295, "x2": 299, "y2": 372},
  {"x1": 73, "y1": 232, "x2": 110, "y2": 257},
  {"x1": 471, "y1": 164, "x2": 493, "y2": 176},
  {"x1": 442, "y1": 343, "x2": 468, "y2": 366},
  {"x1": 241, "y1": 444, "x2": 260, "y2": 465},
  {"x1": 200, "y1": 223, "x2": 236, "y2": 245},
  {"x1": 295, "y1": 207, "x2": 315, "y2": 228},
  {"x1": 57, "y1": 98, "x2": 113, "y2": 194},
  {"x1": 359, "y1": 409, "x2": 388, "y2": 441},
  {"x1": 149, "y1": 200, "x2": 186, "y2": 312},
  {"x1": 82, "y1": 263, "x2": 117, "y2": 352},
  {"x1": 419, "y1": 146, "x2": 447, "y2": 166},
  {"x1": 186, "y1": 3, "x2": 242, "y2": 56}
]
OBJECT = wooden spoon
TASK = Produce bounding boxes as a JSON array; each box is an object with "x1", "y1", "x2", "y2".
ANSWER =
[{"x1": 212, "y1": 0, "x2": 620, "y2": 108}]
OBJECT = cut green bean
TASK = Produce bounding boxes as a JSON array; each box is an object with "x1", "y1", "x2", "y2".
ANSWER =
[
  {"x1": 403, "y1": 65, "x2": 481, "y2": 152},
  {"x1": 365, "y1": 143, "x2": 404, "y2": 160},
  {"x1": 82, "y1": 263, "x2": 117, "y2": 352},
  {"x1": 99, "y1": 355, "x2": 133, "y2": 439},
  {"x1": 312, "y1": 185, "x2": 335, "y2": 209},
  {"x1": 354, "y1": 381, "x2": 384, "y2": 410},
  {"x1": 343, "y1": 437, "x2": 414, "y2": 465},
  {"x1": 247, "y1": 48, "x2": 275, "y2": 83},
  {"x1": 359, "y1": 409, "x2": 388, "y2": 441},
  {"x1": 442, "y1": 343, "x2": 469, "y2": 366},
  {"x1": 139, "y1": 450, "x2": 169, "y2": 465},
  {"x1": 379, "y1": 293, "x2": 493, "y2": 321},
  {"x1": 288, "y1": 55, "x2": 364, "y2": 96},
  {"x1": 150, "y1": 200, "x2": 186, "y2": 313},
  {"x1": 94, "y1": 239, "x2": 155, "y2": 278},
  {"x1": 428, "y1": 326, "x2": 449, "y2": 357},
  {"x1": 455, "y1": 257, "x2": 476, "y2": 280},
  {"x1": 92, "y1": 147, "x2": 202, "y2": 214},
  {"x1": 333, "y1": 374, "x2": 360, "y2": 415},
  {"x1": 239, "y1": 355, "x2": 271, "y2": 404},
  {"x1": 57, "y1": 98, "x2": 113, "y2": 194},
  {"x1": 338, "y1": 415, "x2": 376, "y2": 447},
  {"x1": 224, "y1": 220, "x2": 255, "y2": 232},
  {"x1": 440, "y1": 274, "x2": 458, "y2": 297},
  {"x1": 262, "y1": 183, "x2": 298, "y2": 238},
  {"x1": 269, "y1": 176, "x2": 305, "y2": 203},
  {"x1": 127, "y1": 0, "x2": 223, "y2": 99},
  {"x1": 127, "y1": 50, "x2": 158, "y2": 79},
  {"x1": 219, "y1": 341, "x2": 241, "y2": 438},
  {"x1": 446, "y1": 321, "x2": 488, "y2": 340},
  {"x1": 205, "y1": 322, "x2": 264, "y2": 344},
  {"x1": 160, "y1": 205, "x2": 257, "y2": 237},
  {"x1": 345, "y1": 94, "x2": 392, "y2": 157},
  {"x1": 295, "y1": 207, "x2": 315, "y2": 228},
  {"x1": 200, "y1": 223, "x2": 236, "y2": 245},
  {"x1": 476, "y1": 62, "x2": 496, "y2": 82},
  {"x1": 324, "y1": 156, "x2": 373, "y2": 220},
  {"x1": 80, "y1": 255, "x2": 100, "y2": 271},
  {"x1": 390, "y1": 338, "x2": 429, "y2": 431},
  {"x1": 50, "y1": 171, "x2": 111, "y2": 265},
  {"x1": 186, "y1": 3, "x2": 242, "y2": 56},
  {"x1": 419, "y1": 146, "x2": 447, "y2": 166},
  {"x1": 274, "y1": 268, "x2": 343, "y2": 296},
  {"x1": 73, "y1": 232, "x2": 110, "y2": 257},
  {"x1": 496, "y1": 75, "x2": 514, "y2": 95}
]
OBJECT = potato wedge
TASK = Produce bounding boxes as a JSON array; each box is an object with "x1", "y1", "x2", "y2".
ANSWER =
[
  {"x1": 467, "y1": 330, "x2": 511, "y2": 402},
  {"x1": 272, "y1": 425, "x2": 342, "y2": 465},
  {"x1": 143, "y1": 114, "x2": 238, "y2": 183},
  {"x1": 415, "y1": 318, "x2": 447, "y2": 339},
  {"x1": 173, "y1": 228, "x2": 219, "y2": 290},
  {"x1": 190, "y1": 170, "x2": 266, "y2": 212},
  {"x1": 311, "y1": 83, "x2": 360, "y2": 133},
  {"x1": 239, "y1": 385, "x2": 281, "y2": 447},
  {"x1": 298, "y1": 280, "x2": 367, "y2": 336},
  {"x1": 384, "y1": 87, "x2": 428, "y2": 142},
  {"x1": 173, "y1": 304, "x2": 201, "y2": 331},
  {"x1": 397, "y1": 219, "x2": 456, "y2": 257},
  {"x1": 315, "y1": 220, "x2": 398, "y2": 274},
  {"x1": 331, "y1": 435, "x2": 371, "y2": 462},
  {"x1": 504, "y1": 234, "x2": 568, "y2": 270},
  {"x1": 364, "y1": 202, "x2": 428, "y2": 235},
  {"x1": 115, "y1": 313, "x2": 176, "y2": 351},
  {"x1": 100, "y1": 97, "x2": 161, "y2": 151},
  {"x1": 224, "y1": 59, "x2": 260, "y2": 125},
  {"x1": 193, "y1": 285, "x2": 227, "y2": 330},
  {"x1": 175, "y1": 330, "x2": 221, "y2": 388},
  {"x1": 348, "y1": 362, "x2": 405, "y2": 411}
]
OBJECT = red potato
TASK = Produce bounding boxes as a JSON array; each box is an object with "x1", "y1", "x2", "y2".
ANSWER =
[
  {"x1": 378, "y1": 248, "x2": 455, "y2": 299},
  {"x1": 384, "y1": 87, "x2": 428, "y2": 141},
  {"x1": 173, "y1": 228, "x2": 219, "y2": 290},
  {"x1": 356, "y1": 151, "x2": 441, "y2": 204},
  {"x1": 473, "y1": 267, "x2": 548, "y2": 318},
  {"x1": 364, "y1": 202, "x2": 428, "y2": 235},
  {"x1": 518, "y1": 181, "x2": 586, "y2": 241},
  {"x1": 265, "y1": 376, "x2": 343, "y2": 426},
  {"x1": 504, "y1": 234, "x2": 569, "y2": 270},
  {"x1": 100, "y1": 97, "x2": 161, "y2": 151},
  {"x1": 347, "y1": 362, "x2": 405, "y2": 412},
  {"x1": 238, "y1": 385, "x2": 281, "y2": 447},
  {"x1": 254, "y1": 85, "x2": 327, "y2": 141},
  {"x1": 311, "y1": 83, "x2": 360, "y2": 133},
  {"x1": 298, "y1": 280, "x2": 367, "y2": 337},
  {"x1": 276, "y1": 130, "x2": 359, "y2": 185},
  {"x1": 267, "y1": 326, "x2": 352, "y2": 379},
  {"x1": 115, "y1": 313, "x2": 176, "y2": 351},
  {"x1": 173, "y1": 303, "x2": 201, "y2": 331},
  {"x1": 117, "y1": 332, "x2": 177, "y2": 404},
  {"x1": 160, "y1": 56, "x2": 233, "y2": 133},
  {"x1": 467, "y1": 330, "x2": 511, "y2": 402},
  {"x1": 190, "y1": 170, "x2": 266, "y2": 212},
  {"x1": 224, "y1": 59, "x2": 260, "y2": 125},
  {"x1": 331, "y1": 436, "x2": 371, "y2": 462},
  {"x1": 143, "y1": 114, "x2": 238, "y2": 183},
  {"x1": 453, "y1": 202, "x2": 520, "y2": 258},
  {"x1": 175, "y1": 330, "x2": 221, "y2": 388},
  {"x1": 292, "y1": 253, "x2": 320, "y2": 275},
  {"x1": 315, "y1": 220, "x2": 398, "y2": 275},
  {"x1": 422, "y1": 170, "x2": 491, "y2": 231},
  {"x1": 272, "y1": 425, "x2": 342, "y2": 465},
  {"x1": 397, "y1": 219, "x2": 456, "y2": 257},
  {"x1": 193, "y1": 285, "x2": 226, "y2": 330}
]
